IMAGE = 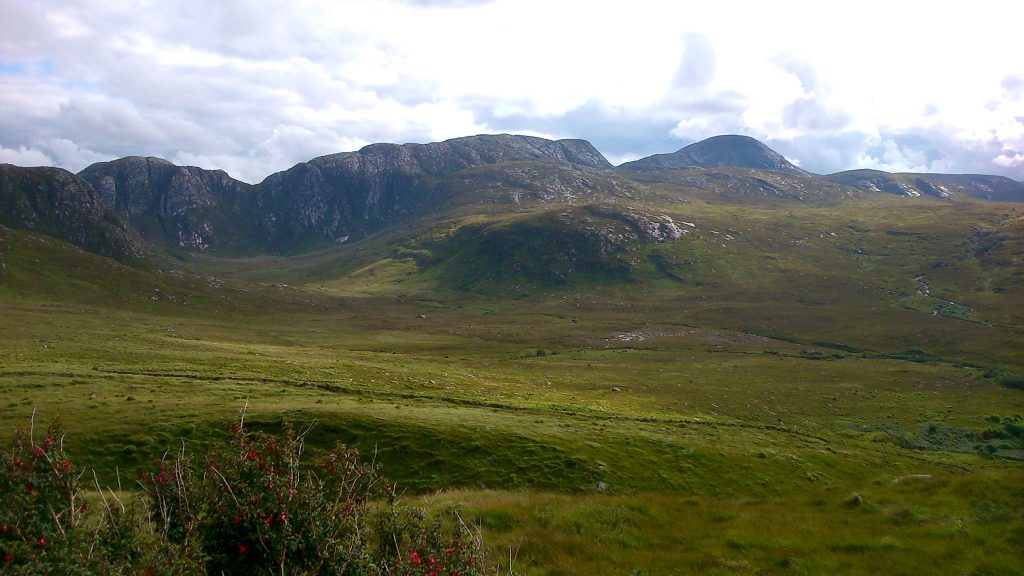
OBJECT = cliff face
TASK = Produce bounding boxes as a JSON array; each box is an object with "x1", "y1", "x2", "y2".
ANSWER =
[
  {"x1": 250, "y1": 134, "x2": 614, "y2": 248},
  {"x1": 78, "y1": 157, "x2": 254, "y2": 252},
  {"x1": 0, "y1": 164, "x2": 144, "y2": 262}
]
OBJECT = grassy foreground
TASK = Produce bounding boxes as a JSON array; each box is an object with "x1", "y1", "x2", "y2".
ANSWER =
[{"x1": 1, "y1": 194, "x2": 1023, "y2": 575}]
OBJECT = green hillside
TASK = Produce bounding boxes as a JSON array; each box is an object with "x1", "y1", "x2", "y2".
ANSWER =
[{"x1": 2, "y1": 184, "x2": 1023, "y2": 573}]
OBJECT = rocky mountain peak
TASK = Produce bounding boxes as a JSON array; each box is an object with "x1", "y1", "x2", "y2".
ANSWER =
[
  {"x1": 79, "y1": 157, "x2": 253, "y2": 251},
  {"x1": 619, "y1": 134, "x2": 809, "y2": 176},
  {"x1": 304, "y1": 134, "x2": 612, "y2": 178},
  {"x1": 0, "y1": 164, "x2": 144, "y2": 262}
]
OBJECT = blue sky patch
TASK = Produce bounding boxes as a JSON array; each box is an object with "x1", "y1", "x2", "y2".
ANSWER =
[{"x1": 0, "y1": 62, "x2": 27, "y2": 75}]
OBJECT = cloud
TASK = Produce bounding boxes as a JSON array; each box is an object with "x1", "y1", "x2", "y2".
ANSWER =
[
  {"x1": 0, "y1": 145, "x2": 53, "y2": 167},
  {"x1": 0, "y1": 0, "x2": 1022, "y2": 182},
  {"x1": 1002, "y1": 75, "x2": 1024, "y2": 101}
]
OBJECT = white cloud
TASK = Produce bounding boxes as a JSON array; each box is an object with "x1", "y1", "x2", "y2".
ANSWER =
[
  {"x1": 0, "y1": 145, "x2": 53, "y2": 167},
  {"x1": 0, "y1": 0, "x2": 1022, "y2": 181}
]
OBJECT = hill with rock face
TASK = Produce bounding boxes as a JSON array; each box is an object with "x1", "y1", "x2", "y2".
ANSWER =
[
  {"x1": 826, "y1": 170, "x2": 1024, "y2": 201},
  {"x1": 1, "y1": 133, "x2": 1023, "y2": 264},
  {"x1": 911, "y1": 174, "x2": 1024, "y2": 202},
  {"x1": 826, "y1": 170, "x2": 954, "y2": 199},
  {"x1": 0, "y1": 164, "x2": 145, "y2": 263},
  {"x1": 251, "y1": 134, "x2": 614, "y2": 248},
  {"x1": 619, "y1": 135, "x2": 810, "y2": 176},
  {"x1": 77, "y1": 134, "x2": 617, "y2": 253},
  {"x1": 79, "y1": 157, "x2": 254, "y2": 252}
]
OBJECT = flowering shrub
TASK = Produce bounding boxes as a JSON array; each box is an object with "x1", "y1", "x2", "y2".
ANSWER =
[
  {"x1": 0, "y1": 416, "x2": 90, "y2": 574},
  {"x1": 376, "y1": 505, "x2": 482, "y2": 576},
  {"x1": 0, "y1": 412, "x2": 490, "y2": 575}
]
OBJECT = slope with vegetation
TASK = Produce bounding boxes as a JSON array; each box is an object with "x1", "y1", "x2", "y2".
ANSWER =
[{"x1": 1, "y1": 133, "x2": 1023, "y2": 574}]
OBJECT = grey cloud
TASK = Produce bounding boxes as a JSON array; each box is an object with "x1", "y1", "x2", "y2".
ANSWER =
[
  {"x1": 461, "y1": 99, "x2": 683, "y2": 163},
  {"x1": 766, "y1": 132, "x2": 874, "y2": 175},
  {"x1": 671, "y1": 33, "x2": 716, "y2": 90},
  {"x1": 781, "y1": 98, "x2": 852, "y2": 132},
  {"x1": 398, "y1": 0, "x2": 494, "y2": 6},
  {"x1": 1, "y1": 0, "x2": 1022, "y2": 184},
  {"x1": 774, "y1": 57, "x2": 821, "y2": 93},
  {"x1": 1002, "y1": 75, "x2": 1024, "y2": 100}
]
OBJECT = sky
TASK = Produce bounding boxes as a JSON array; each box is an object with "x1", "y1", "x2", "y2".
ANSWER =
[{"x1": 1, "y1": 1, "x2": 1022, "y2": 184}]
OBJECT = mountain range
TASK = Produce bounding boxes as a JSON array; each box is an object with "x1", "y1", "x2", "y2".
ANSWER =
[{"x1": 2, "y1": 134, "x2": 1023, "y2": 262}]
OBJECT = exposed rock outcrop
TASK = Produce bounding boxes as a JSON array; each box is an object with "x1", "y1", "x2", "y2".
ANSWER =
[
  {"x1": 0, "y1": 164, "x2": 144, "y2": 262},
  {"x1": 79, "y1": 157, "x2": 254, "y2": 251},
  {"x1": 250, "y1": 134, "x2": 614, "y2": 248}
]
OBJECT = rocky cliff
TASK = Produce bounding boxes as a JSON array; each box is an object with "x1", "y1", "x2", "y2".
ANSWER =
[
  {"x1": 0, "y1": 164, "x2": 144, "y2": 263},
  {"x1": 78, "y1": 157, "x2": 254, "y2": 252},
  {"x1": 250, "y1": 134, "x2": 614, "y2": 248}
]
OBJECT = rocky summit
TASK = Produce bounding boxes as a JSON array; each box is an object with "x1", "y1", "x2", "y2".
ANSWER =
[
  {"x1": 618, "y1": 134, "x2": 810, "y2": 176},
  {"x1": 0, "y1": 164, "x2": 144, "y2": 263},
  {"x1": 79, "y1": 156, "x2": 254, "y2": 252}
]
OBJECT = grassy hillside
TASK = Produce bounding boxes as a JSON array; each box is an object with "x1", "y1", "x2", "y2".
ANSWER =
[{"x1": 1, "y1": 192, "x2": 1023, "y2": 574}]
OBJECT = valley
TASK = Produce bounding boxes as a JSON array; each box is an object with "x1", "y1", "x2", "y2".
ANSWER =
[{"x1": 1, "y1": 134, "x2": 1023, "y2": 574}]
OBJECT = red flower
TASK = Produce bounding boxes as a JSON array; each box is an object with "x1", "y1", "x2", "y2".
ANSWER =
[
  {"x1": 37, "y1": 536, "x2": 47, "y2": 547},
  {"x1": 31, "y1": 446, "x2": 45, "y2": 459},
  {"x1": 44, "y1": 436, "x2": 54, "y2": 448},
  {"x1": 3, "y1": 553, "x2": 13, "y2": 563},
  {"x1": 1, "y1": 524, "x2": 8, "y2": 535},
  {"x1": 409, "y1": 551, "x2": 422, "y2": 566},
  {"x1": 61, "y1": 459, "x2": 72, "y2": 473},
  {"x1": 238, "y1": 543, "x2": 250, "y2": 555},
  {"x1": 245, "y1": 450, "x2": 257, "y2": 461}
]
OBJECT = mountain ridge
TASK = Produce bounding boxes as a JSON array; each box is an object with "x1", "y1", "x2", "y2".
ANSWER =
[{"x1": 2, "y1": 133, "x2": 1023, "y2": 263}]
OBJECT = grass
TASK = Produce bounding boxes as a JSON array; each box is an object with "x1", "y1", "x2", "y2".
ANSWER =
[
  {"x1": 437, "y1": 470, "x2": 1024, "y2": 576},
  {"x1": 1, "y1": 193, "x2": 1023, "y2": 574}
]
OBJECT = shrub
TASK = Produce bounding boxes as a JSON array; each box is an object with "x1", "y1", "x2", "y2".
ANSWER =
[
  {"x1": 0, "y1": 415, "x2": 93, "y2": 574},
  {"x1": 1, "y1": 411, "x2": 490, "y2": 575},
  {"x1": 982, "y1": 368, "x2": 1024, "y2": 390}
]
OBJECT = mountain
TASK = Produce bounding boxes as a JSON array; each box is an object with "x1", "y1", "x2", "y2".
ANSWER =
[
  {"x1": 0, "y1": 164, "x2": 144, "y2": 263},
  {"x1": 826, "y1": 170, "x2": 953, "y2": 199},
  {"x1": 4, "y1": 132, "x2": 1024, "y2": 263},
  {"x1": 78, "y1": 157, "x2": 254, "y2": 252},
  {"x1": 618, "y1": 135, "x2": 809, "y2": 176},
  {"x1": 250, "y1": 134, "x2": 613, "y2": 248},
  {"x1": 910, "y1": 173, "x2": 1024, "y2": 202},
  {"x1": 623, "y1": 166, "x2": 860, "y2": 203},
  {"x1": 826, "y1": 170, "x2": 1024, "y2": 201}
]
